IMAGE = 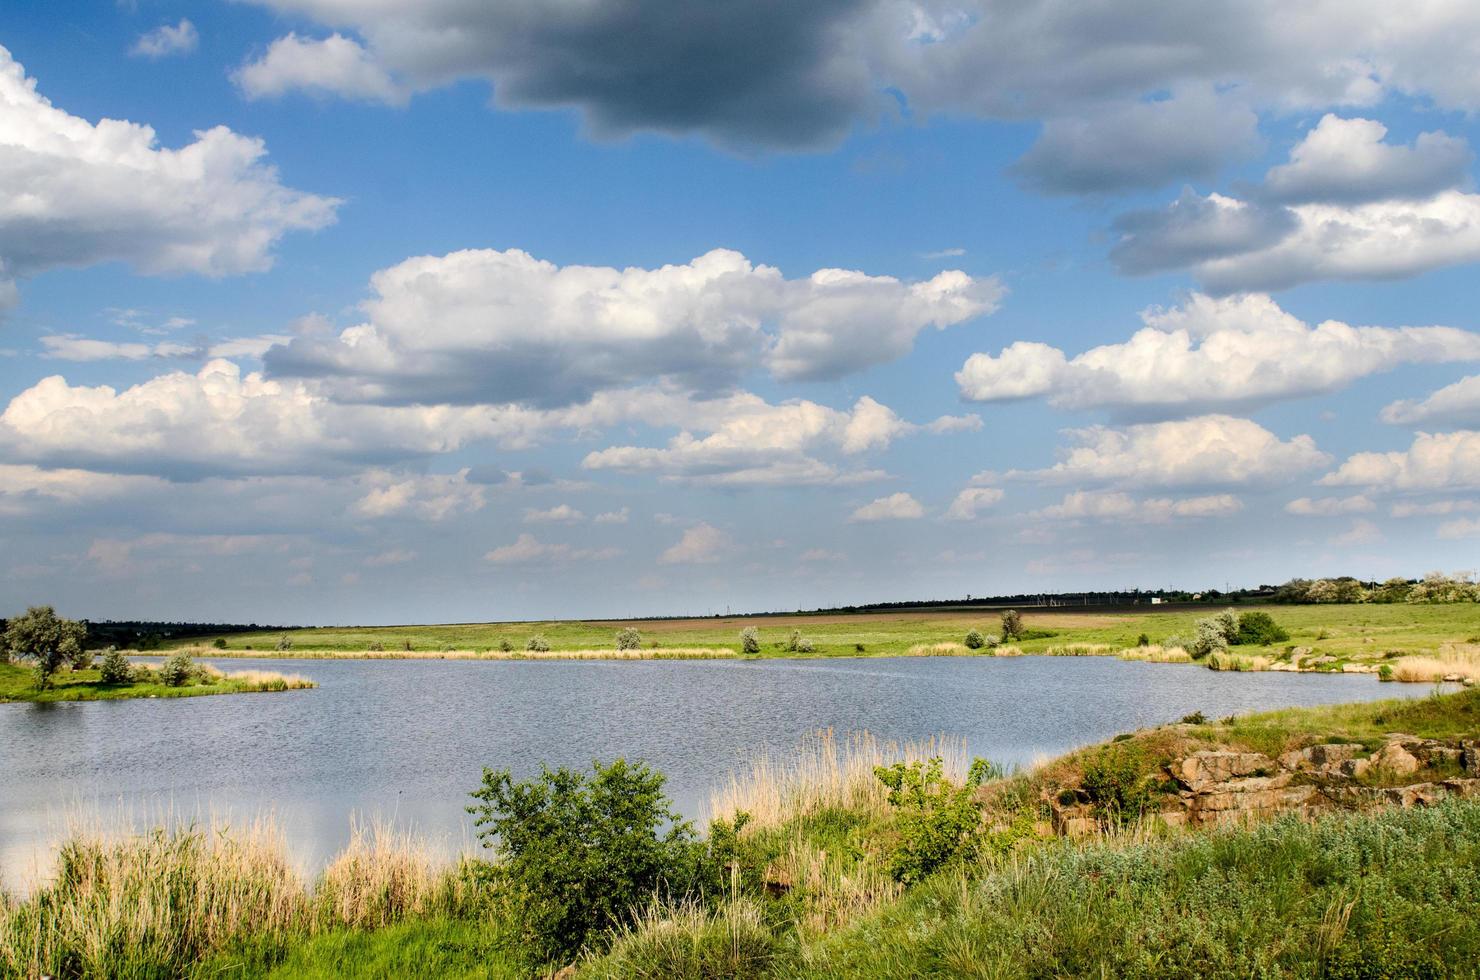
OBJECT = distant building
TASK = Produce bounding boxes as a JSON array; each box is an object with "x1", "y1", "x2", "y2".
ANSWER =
[{"x1": 1149, "y1": 597, "x2": 1163, "y2": 605}]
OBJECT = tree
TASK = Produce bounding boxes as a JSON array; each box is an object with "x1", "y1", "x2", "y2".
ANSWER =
[
  {"x1": 739, "y1": 627, "x2": 760, "y2": 654},
  {"x1": 1000, "y1": 609, "x2": 1024, "y2": 641},
  {"x1": 615, "y1": 627, "x2": 642, "y2": 651},
  {"x1": 3, "y1": 606, "x2": 87, "y2": 689}
]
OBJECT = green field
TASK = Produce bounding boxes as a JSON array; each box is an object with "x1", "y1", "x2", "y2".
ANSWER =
[{"x1": 170, "y1": 602, "x2": 1480, "y2": 664}]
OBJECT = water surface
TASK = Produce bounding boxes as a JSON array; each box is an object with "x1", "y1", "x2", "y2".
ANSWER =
[{"x1": 0, "y1": 655, "x2": 1432, "y2": 886}]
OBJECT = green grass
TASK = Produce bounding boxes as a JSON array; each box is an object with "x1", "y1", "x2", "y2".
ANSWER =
[
  {"x1": 0, "y1": 662, "x2": 313, "y2": 703},
  {"x1": 197, "y1": 919, "x2": 526, "y2": 979},
  {"x1": 167, "y1": 603, "x2": 1480, "y2": 664}
]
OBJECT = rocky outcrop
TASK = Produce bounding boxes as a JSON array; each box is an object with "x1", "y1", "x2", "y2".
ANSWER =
[{"x1": 1049, "y1": 734, "x2": 1480, "y2": 836}]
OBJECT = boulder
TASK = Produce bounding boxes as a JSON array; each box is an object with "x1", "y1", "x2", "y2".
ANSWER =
[
  {"x1": 1463, "y1": 741, "x2": 1480, "y2": 776},
  {"x1": 1279, "y1": 743, "x2": 1365, "y2": 771},
  {"x1": 1370, "y1": 740, "x2": 1422, "y2": 777},
  {"x1": 1171, "y1": 751, "x2": 1273, "y2": 790}
]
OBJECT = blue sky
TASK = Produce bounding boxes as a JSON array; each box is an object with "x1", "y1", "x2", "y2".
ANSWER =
[{"x1": 2, "y1": 1, "x2": 1480, "y2": 624}]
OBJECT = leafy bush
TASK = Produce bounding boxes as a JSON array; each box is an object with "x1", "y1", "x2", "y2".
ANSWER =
[
  {"x1": 275, "y1": 633, "x2": 293, "y2": 652},
  {"x1": 367, "y1": 641, "x2": 385, "y2": 652},
  {"x1": 499, "y1": 639, "x2": 513, "y2": 653},
  {"x1": 213, "y1": 638, "x2": 227, "y2": 649},
  {"x1": 783, "y1": 630, "x2": 814, "y2": 653},
  {"x1": 1234, "y1": 611, "x2": 1289, "y2": 645},
  {"x1": 402, "y1": 639, "x2": 414, "y2": 651},
  {"x1": 467, "y1": 759, "x2": 709, "y2": 961},
  {"x1": 525, "y1": 635, "x2": 550, "y2": 653},
  {"x1": 3, "y1": 605, "x2": 88, "y2": 689},
  {"x1": 72, "y1": 646, "x2": 95, "y2": 670},
  {"x1": 1080, "y1": 744, "x2": 1154, "y2": 827},
  {"x1": 1137, "y1": 633, "x2": 1150, "y2": 647},
  {"x1": 1378, "y1": 664, "x2": 1395, "y2": 682},
  {"x1": 873, "y1": 757, "x2": 1001, "y2": 884},
  {"x1": 98, "y1": 647, "x2": 131, "y2": 684},
  {"x1": 159, "y1": 653, "x2": 197, "y2": 687},
  {"x1": 1179, "y1": 710, "x2": 1207, "y2": 725},
  {"x1": 615, "y1": 628, "x2": 642, "y2": 651},
  {"x1": 1191, "y1": 609, "x2": 1241, "y2": 658},
  {"x1": 964, "y1": 629, "x2": 985, "y2": 650},
  {"x1": 739, "y1": 628, "x2": 760, "y2": 655},
  {"x1": 1000, "y1": 610, "x2": 1024, "y2": 641}
]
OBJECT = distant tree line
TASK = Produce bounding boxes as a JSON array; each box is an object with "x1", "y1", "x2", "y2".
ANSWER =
[
  {"x1": 0, "y1": 619, "x2": 297, "y2": 652},
  {"x1": 1271, "y1": 573, "x2": 1479, "y2": 605}
]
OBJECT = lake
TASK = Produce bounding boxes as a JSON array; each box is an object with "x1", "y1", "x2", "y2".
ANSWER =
[{"x1": 0, "y1": 655, "x2": 1436, "y2": 887}]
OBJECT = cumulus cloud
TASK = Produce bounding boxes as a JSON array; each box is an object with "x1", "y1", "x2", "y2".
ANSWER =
[
  {"x1": 523, "y1": 504, "x2": 584, "y2": 524},
  {"x1": 1382, "y1": 374, "x2": 1480, "y2": 428},
  {"x1": 1332, "y1": 518, "x2": 1384, "y2": 546},
  {"x1": 1263, "y1": 115, "x2": 1473, "y2": 205},
  {"x1": 849, "y1": 492, "x2": 924, "y2": 522},
  {"x1": 1034, "y1": 490, "x2": 1243, "y2": 523},
  {"x1": 351, "y1": 469, "x2": 485, "y2": 521},
  {"x1": 1438, "y1": 517, "x2": 1480, "y2": 539},
  {"x1": 1285, "y1": 495, "x2": 1376, "y2": 517},
  {"x1": 957, "y1": 292, "x2": 1480, "y2": 416},
  {"x1": 1320, "y1": 431, "x2": 1480, "y2": 491},
  {"x1": 0, "y1": 45, "x2": 338, "y2": 305},
  {"x1": 943, "y1": 487, "x2": 1004, "y2": 521},
  {"x1": 235, "y1": 33, "x2": 407, "y2": 105},
  {"x1": 264, "y1": 248, "x2": 997, "y2": 406},
  {"x1": 1014, "y1": 89, "x2": 1260, "y2": 195},
  {"x1": 0, "y1": 464, "x2": 164, "y2": 516},
  {"x1": 659, "y1": 523, "x2": 731, "y2": 564},
  {"x1": 593, "y1": 508, "x2": 630, "y2": 525},
  {"x1": 131, "y1": 20, "x2": 199, "y2": 58},
  {"x1": 1016, "y1": 415, "x2": 1329, "y2": 489},
  {"x1": 582, "y1": 394, "x2": 954, "y2": 487},
  {"x1": 1113, "y1": 117, "x2": 1480, "y2": 292},
  {"x1": 484, "y1": 533, "x2": 620, "y2": 564}
]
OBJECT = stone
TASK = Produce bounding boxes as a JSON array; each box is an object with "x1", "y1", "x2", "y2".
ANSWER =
[
  {"x1": 1371, "y1": 740, "x2": 1422, "y2": 777},
  {"x1": 1463, "y1": 741, "x2": 1480, "y2": 776},
  {"x1": 1279, "y1": 743, "x2": 1364, "y2": 771},
  {"x1": 1442, "y1": 778, "x2": 1480, "y2": 799},
  {"x1": 1171, "y1": 752, "x2": 1273, "y2": 790},
  {"x1": 1382, "y1": 783, "x2": 1445, "y2": 807}
]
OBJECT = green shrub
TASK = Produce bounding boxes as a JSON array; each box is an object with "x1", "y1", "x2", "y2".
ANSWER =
[
  {"x1": 3, "y1": 605, "x2": 87, "y2": 689},
  {"x1": 1137, "y1": 633, "x2": 1150, "y2": 647},
  {"x1": 873, "y1": 757, "x2": 1001, "y2": 884},
  {"x1": 467, "y1": 759, "x2": 709, "y2": 962},
  {"x1": 1191, "y1": 609, "x2": 1241, "y2": 657},
  {"x1": 213, "y1": 637, "x2": 227, "y2": 649},
  {"x1": 275, "y1": 633, "x2": 293, "y2": 652},
  {"x1": 402, "y1": 639, "x2": 413, "y2": 651},
  {"x1": 98, "y1": 647, "x2": 131, "y2": 685},
  {"x1": 1000, "y1": 610, "x2": 1024, "y2": 640},
  {"x1": 1080, "y1": 744, "x2": 1155, "y2": 827},
  {"x1": 1379, "y1": 664, "x2": 1395, "y2": 682},
  {"x1": 525, "y1": 635, "x2": 550, "y2": 653},
  {"x1": 964, "y1": 629, "x2": 985, "y2": 650},
  {"x1": 499, "y1": 639, "x2": 514, "y2": 653},
  {"x1": 159, "y1": 653, "x2": 196, "y2": 687},
  {"x1": 1234, "y1": 611, "x2": 1289, "y2": 645},
  {"x1": 367, "y1": 641, "x2": 385, "y2": 652},
  {"x1": 738, "y1": 627, "x2": 760, "y2": 655},
  {"x1": 615, "y1": 628, "x2": 642, "y2": 651}
]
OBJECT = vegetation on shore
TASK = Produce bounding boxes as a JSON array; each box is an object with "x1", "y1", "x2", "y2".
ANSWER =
[
  {"x1": 0, "y1": 657, "x2": 313, "y2": 703},
  {"x1": 5, "y1": 688, "x2": 1480, "y2": 977}
]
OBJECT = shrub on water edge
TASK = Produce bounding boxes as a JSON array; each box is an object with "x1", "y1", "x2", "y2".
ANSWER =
[
  {"x1": 964, "y1": 629, "x2": 985, "y2": 650},
  {"x1": 98, "y1": 647, "x2": 131, "y2": 685},
  {"x1": 1080, "y1": 743, "x2": 1155, "y2": 827},
  {"x1": 1137, "y1": 633, "x2": 1150, "y2": 647},
  {"x1": 499, "y1": 639, "x2": 514, "y2": 653},
  {"x1": 467, "y1": 759, "x2": 711, "y2": 962},
  {"x1": 275, "y1": 633, "x2": 293, "y2": 652},
  {"x1": 615, "y1": 628, "x2": 642, "y2": 651},
  {"x1": 367, "y1": 641, "x2": 385, "y2": 652},
  {"x1": 873, "y1": 757, "x2": 1007, "y2": 884},
  {"x1": 739, "y1": 628, "x2": 761, "y2": 655},
  {"x1": 1000, "y1": 610, "x2": 1024, "y2": 641},
  {"x1": 159, "y1": 653, "x2": 197, "y2": 687},
  {"x1": 525, "y1": 635, "x2": 550, "y2": 653}
]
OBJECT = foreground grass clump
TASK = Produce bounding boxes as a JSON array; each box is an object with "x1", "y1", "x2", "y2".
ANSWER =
[
  {"x1": 0, "y1": 660, "x2": 313, "y2": 703},
  {"x1": 798, "y1": 801, "x2": 1480, "y2": 977}
]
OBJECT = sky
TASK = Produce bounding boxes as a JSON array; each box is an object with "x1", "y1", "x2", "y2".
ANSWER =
[{"x1": 2, "y1": 1, "x2": 1480, "y2": 624}]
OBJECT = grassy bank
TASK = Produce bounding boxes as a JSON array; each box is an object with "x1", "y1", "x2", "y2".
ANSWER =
[
  {"x1": 0, "y1": 661, "x2": 314, "y2": 703},
  {"x1": 166, "y1": 603, "x2": 1479, "y2": 669}
]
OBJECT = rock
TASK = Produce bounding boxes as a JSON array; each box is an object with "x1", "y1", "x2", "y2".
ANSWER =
[
  {"x1": 1342, "y1": 663, "x2": 1376, "y2": 673},
  {"x1": 1279, "y1": 743, "x2": 1365, "y2": 771},
  {"x1": 1441, "y1": 778, "x2": 1480, "y2": 799},
  {"x1": 1462, "y1": 741, "x2": 1480, "y2": 776},
  {"x1": 1371, "y1": 740, "x2": 1422, "y2": 777},
  {"x1": 1171, "y1": 751, "x2": 1274, "y2": 790},
  {"x1": 1382, "y1": 783, "x2": 1446, "y2": 807}
]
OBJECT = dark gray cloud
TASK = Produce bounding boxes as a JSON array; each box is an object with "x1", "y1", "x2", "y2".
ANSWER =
[{"x1": 1110, "y1": 189, "x2": 1296, "y2": 276}]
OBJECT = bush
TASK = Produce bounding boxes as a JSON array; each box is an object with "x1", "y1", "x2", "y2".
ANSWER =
[
  {"x1": 1378, "y1": 664, "x2": 1395, "y2": 682},
  {"x1": 1000, "y1": 610, "x2": 1024, "y2": 641},
  {"x1": 782, "y1": 630, "x2": 814, "y2": 654},
  {"x1": 874, "y1": 757, "x2": 1004, "y2": 884},
  {"x1": 525, "y1": 635, "x2": 550, "y2": 653},
  {"x1": 1234, "y1": 611, "x2": 1289, "y2": 646},
  {"x1": 964, "y1": 629, "x2": 985, "y2": 650},
  {"x1": 1179, "y1": 711, "x2": 1207, "y2": 725},
  {"x1": 1080, "y1": 744, "x2": 1154, "y2": 827},
  {"x1": 1191, "y1": 609, "x2": 1240, "y2": 658},
  {"x1": 3, "y1": 605, "x2": 88, "y2": 689},
  {"x1": 72, "y1": 646, "x2": 95, "y2": 670},
  {"x1": 98, "y1": 647, "x2": 131, "y2": 684},
  {"x1": 402, "y1": 639, "x2": 414, "y2": 651},
  {"x1": 615, "y1": 628, "x2": 642, "y2": 651},
  {"x1": 275, "y1": 633, "x2": 293, "y2": 652},
  {"x1": 467, "y1": 759, "x2": 709, "y2": 961},
  {"x1": 739, "y1": 628, "x2": 760, "y2": 655},
  {"x1": 213, "y1": 637, "x2": 227, "y2": 649},
  {"x1": 1137, "y1": 633, "x2": 1150, "y2": 647},
  {"x1": 159, "y1": 653, "x2": 196, "y2": 687},
  {"x1": 499, "y1": 639, "x2": 513, "y2": 653},
  {"x1": 367, "y1": 641, "x2": 385, "y2": 652}
]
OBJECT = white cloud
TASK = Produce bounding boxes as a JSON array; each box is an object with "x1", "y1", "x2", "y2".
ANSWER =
[
  {"x1": 131, "y1": 20, "x2": 199, "y2": 59},
  {"x1": 1438, "y1": 517, "x2": 1480, "y2": 539},
  {"x1": 235, "y1": 33, "x2": 407, "y2": 105},
  {"x1": 943, "y1": 487, "x2": 1004, "y2": 521},
  {"x1": 39, "y1": 333, "x2": 292, "y2": 362},
  {"x1": 364, "y1": 548, "x2": 416, "y2": 566},
  {"x1": 1392, "y1": 499, "x2": 1480, "y2": 518},
  {"x1": 523, "y1": 503, "x2": 584, "y2": 524},
  {"x1": 957, "y1": 292, "x2": 1480, "y2": 415},
  {"x1": 593, "y1": 507, "x2": 630, "y2": 525},
  {"x1": 0, "y1": 464, "x2": 164, "y2": 515},
  {"x1": 659, "y1": 523, "x2": 731, "y2": 564},
  {"x1": 1332, "y1": 518, "x2": 1384, "y2": 546},
  {"x1": 352, "y1": 469, "x2": 485, "y2": 521},
  {"x1": 484, "y1": 533, "x2": 620, "y2": 564},
  {"x1": 1017, "y1": 415, "x2": 1329, "y2": 489},
  {"x1": 0, "y1": 45, "x2": 338, "y2": 304},
  {"x1": 1112, "y1": 118, "x2": 1480, "y2": 292},
  {"x1": 849, "y1": 492, "x2": 924, "y2": 522},
  {"x1": 1320, "y1": 431, "x2": 1480, "y2": 491},
  {"x1": 1285, "y1": 495, "x2": 1375, "y2": 516},
  {"x1": 265, "y1": 248, "x2": 999, "y2": 404},
  {"x1": 1382, "y1": 374, "x2": 1480, "y2": 428},
  {"x1": 1263, "y1": 115, "x2": 1473, "y2": 204},
  {"x1": 1034, "y1": 490, "x2": 1243, "y2": 523}
]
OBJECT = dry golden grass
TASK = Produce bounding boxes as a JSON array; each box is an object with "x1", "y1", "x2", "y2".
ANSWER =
[
  {"x1": 706, "y1": 729, "x2": 970, "y2": 830},
  {"x1": 1391, "y1": 642, "x2": 1480, "y2": 683},
  {"x1": 1117, "y1": 645, "x2": 1194, "y2": 664},
  {"x1": 1043, "y1": 643, "x2": 1118, "y2": 656},
  {"x1": 1206, "y1": 651, "x2": 1274, "y2": 672},
  {"x1": 905, "y1": 642, "x2": 970, "y2": 656},
  {"x1": 314, "y1": 819, "x2": 465, "y2": 929},
  {"x1": 175, "y1": 646, "x2": 735, "y2": 661},
  {"x1": 196, "y1": 664, "x2": 316, "y2": 690},
  {"x1": 991, "y1": 645, "x2": 1025, "y2": 657}
]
